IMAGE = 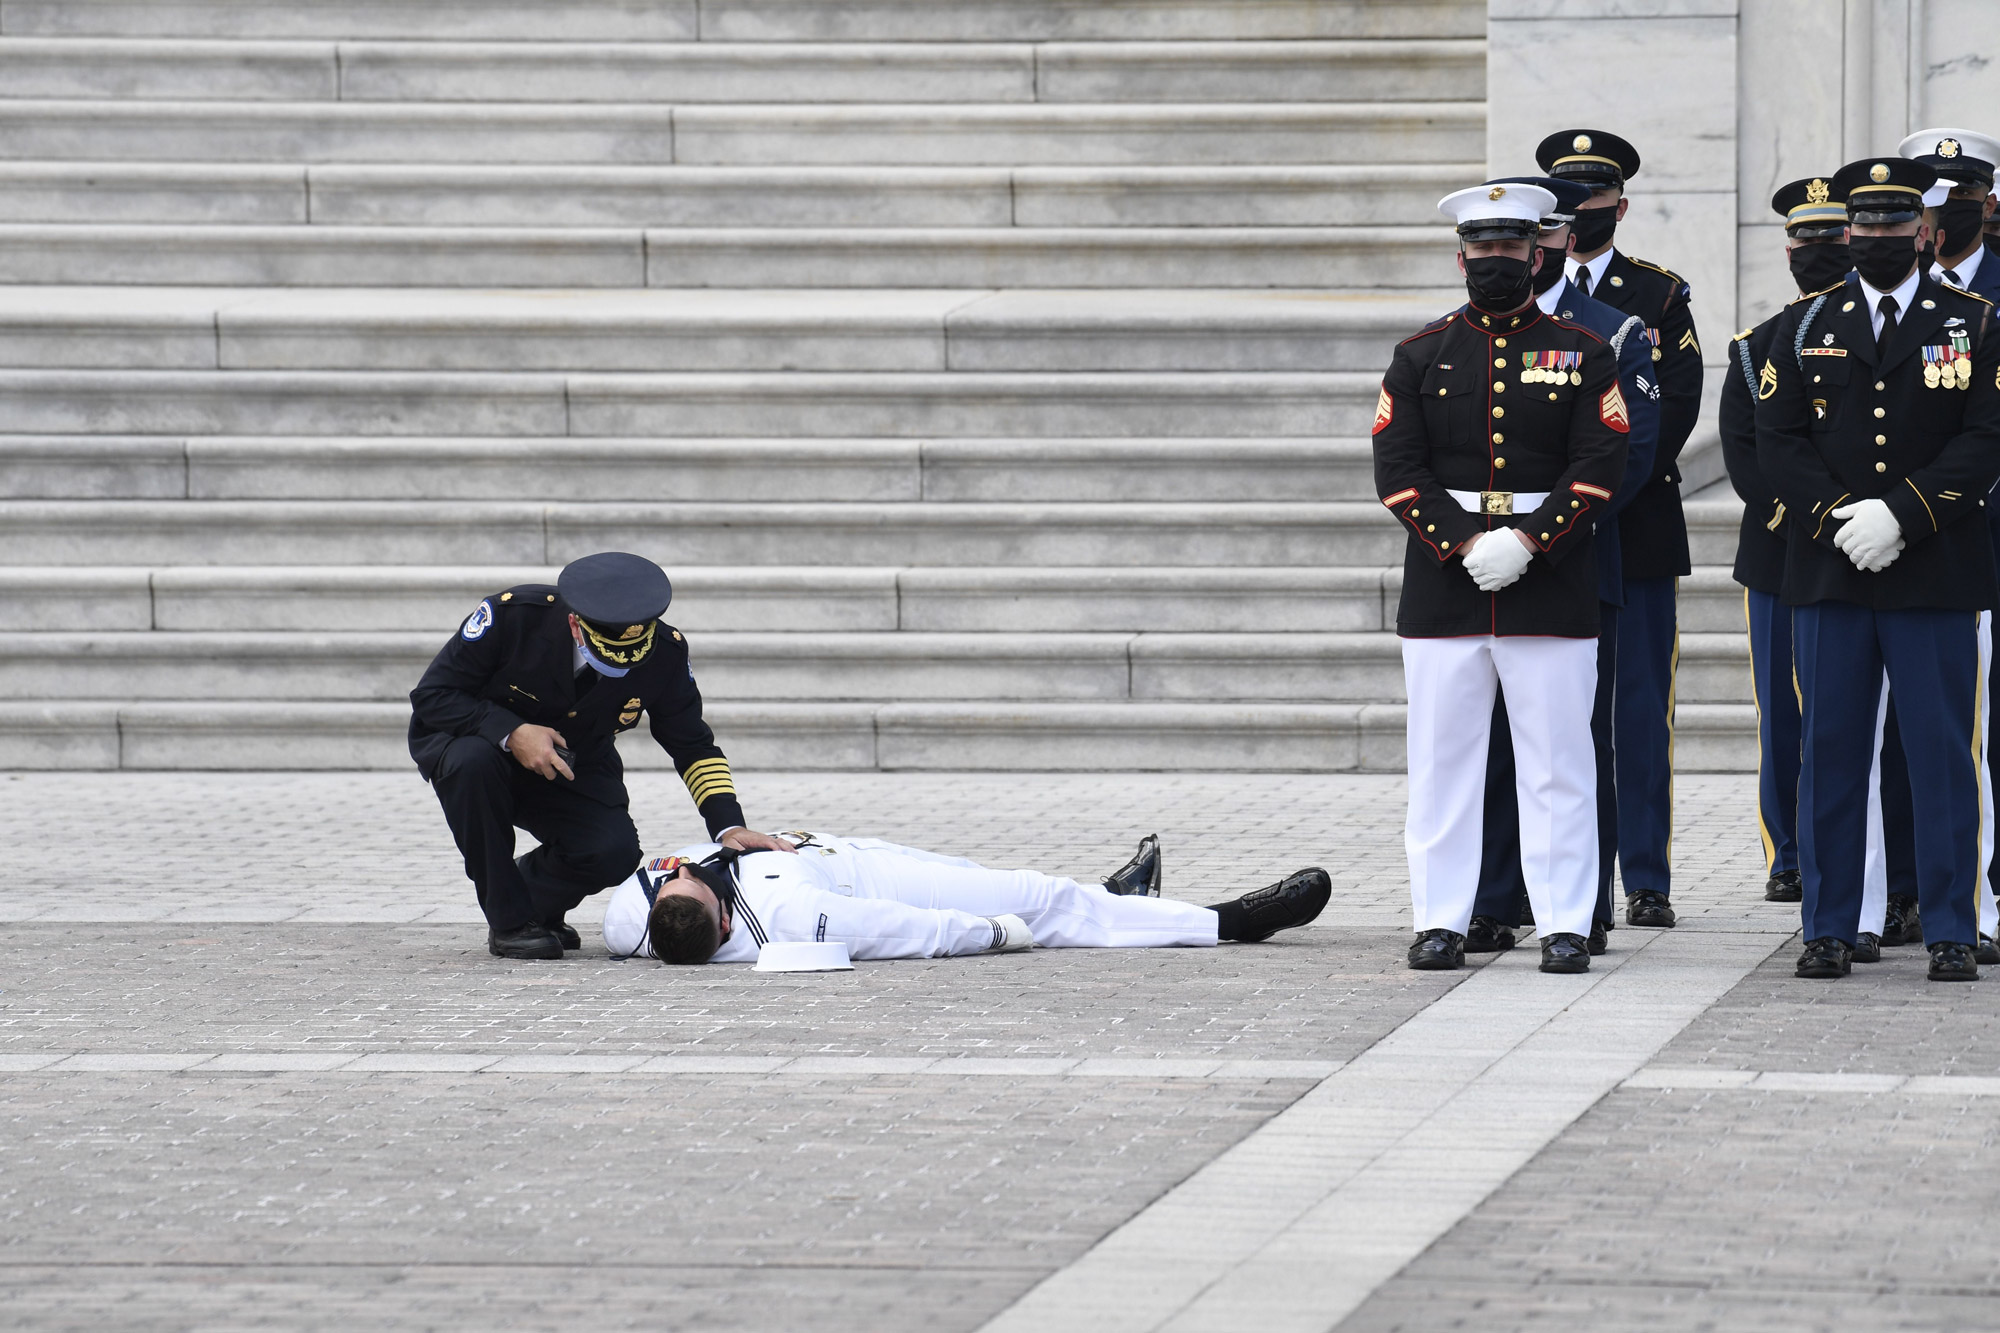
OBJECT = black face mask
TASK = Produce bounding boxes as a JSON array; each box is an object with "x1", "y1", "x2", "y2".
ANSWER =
[
  {"x1": 1935, "y1": 198, "x2": 1987, "y2": 262},
  {"x1": 1850, "y1": 234, "x2": 1919, "y2": 290},
  {"x1": 1531, "y1": 243, "x2": 1568, "y2": 295},
  {"x1": 1787, "y1": 242, "x2": 1852, "y2": 294},
  {"x1": 1463, "y1": 254, "x2": 1536, "y2": 312},
  {"x1": 1570, "y1": 206, "x2": 1618, "y2": 254}
]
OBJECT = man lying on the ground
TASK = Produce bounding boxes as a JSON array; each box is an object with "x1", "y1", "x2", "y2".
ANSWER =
[{"x1": 600, "y1": 832, "x2": 1331, "y2": 963}]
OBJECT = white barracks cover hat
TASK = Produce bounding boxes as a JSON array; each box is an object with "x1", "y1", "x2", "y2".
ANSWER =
[{"x1": 1438, "y1": 182, "x2": 1558, "y2": 240}]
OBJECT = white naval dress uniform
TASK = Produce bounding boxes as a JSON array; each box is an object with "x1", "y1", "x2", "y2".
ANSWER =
[{"x1": 602, "y1": 833, "x2": 1219, "y2": 962}]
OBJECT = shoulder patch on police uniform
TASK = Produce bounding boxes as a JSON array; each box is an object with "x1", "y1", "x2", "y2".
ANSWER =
[
  {"x1": 1372, "y1": 386, "x2": 1393, "y2": 434},
  {"x1": 461, "y1": 599, "x2": 494, "y2": 641},
  {"x1": 1599, "y1": 383, "x2": 1630, "y2": 432}
]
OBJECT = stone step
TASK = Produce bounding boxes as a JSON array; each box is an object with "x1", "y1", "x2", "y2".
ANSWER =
[
  {"x1": 0, "y1": 499, "x2": 1400, "y2": 567},
  {"x1": 0, "y1": 224, "x2": 1455, "y2": 287},
  {"x1": 0, "y1": 287, "x2": 1451, "y2": 373},
  {"x1": 0, "y1": 436, "x2": 1378, "y2": 503},
  {"x1": 1680, "y1": 566, "x2": 1753, "y2": 635},
  {"x1": 0, "y1": 369, "x2": 1379, "y2": 436},
  {"x1": 0, "y1": 697, "x2": 1754, "y2": 774},
  {"x1": 0, "y1": 99, "x2": 1484, "y2": 166},
  {"x1": 0, "y1": 38, "x2": 1484, "y2": 104},
  {"x1": 6, "y1": 1, "x2": 1484, "y2": 43},
  {"x1": 0, "y1": 628, "x2": 1419, "y2": 703},
  {"x1": 0, "y1": 162, "x2": 1478, "y2": 228},
  {"x1": 0, "y1": 699, "x2": 1406, "y2": 773}
]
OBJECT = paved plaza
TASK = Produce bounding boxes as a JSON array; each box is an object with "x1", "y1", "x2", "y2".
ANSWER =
[{"x1": 3, "y1": 771, "x2": 1999, "y2": 1331}]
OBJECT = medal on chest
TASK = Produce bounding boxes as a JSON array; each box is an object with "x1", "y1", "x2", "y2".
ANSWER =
[
  {"x1": 1520, "y1": 350, "x2": 1582, "y2": 386},
  {"x1": 1923, "y1": 341, "x2": 1972, "y2": 389}
]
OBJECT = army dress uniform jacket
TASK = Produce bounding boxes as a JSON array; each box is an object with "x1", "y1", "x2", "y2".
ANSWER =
[
  {"x1": 1591, "y1": 251, "x2": 1703, "y2": 580},
  {"x1": 1756, "y1": 273, "x2": 2000, "y2": 612},
  {"x1": 1720, "y1": 312, "x2": 1789, "y2": 593},
  {"x1": 407, "y1": 585, "x2": 747, "y2": 836},
  {"x1": 1373, "y1": 302, "x2": 1631, "y2": 638}
]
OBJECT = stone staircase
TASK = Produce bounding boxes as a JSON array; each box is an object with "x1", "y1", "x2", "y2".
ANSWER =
[{"x1": 0, "y1": 0, "x2": 1757, "y2": 771}]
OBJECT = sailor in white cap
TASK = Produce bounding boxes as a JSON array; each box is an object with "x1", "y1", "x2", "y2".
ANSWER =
[
  {"x1": 1372, "y1": 180, "x2": 1630, "y2": 973},
  {"x1": 1900, "y1": 128, "x2": 2000, "y2": 300}
]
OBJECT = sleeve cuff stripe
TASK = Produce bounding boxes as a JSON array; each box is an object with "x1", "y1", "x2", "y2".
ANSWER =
[
  {"x1": 687, "y1": 775, "x2": 736, "y2": 800},
  {"x1": 1382, "y1": 488, "x2": 1419, "y2": 506}
]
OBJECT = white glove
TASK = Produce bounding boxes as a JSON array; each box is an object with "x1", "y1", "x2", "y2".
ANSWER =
[
  {"x1": 1830, "y1": 498, "x2": 1903, "y2": 572},
  {"x1": 1461, "y1": 529, "x2": 1535, "y2": 592},
  {"x1": 986, "y1": 914, "x2": 1034, "y2": 953}
]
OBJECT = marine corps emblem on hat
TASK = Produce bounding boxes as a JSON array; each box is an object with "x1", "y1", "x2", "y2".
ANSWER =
[
  {"x1": 1806, "y1": 178, "x2": 1829, "y2": 203},
  {"x1": 1870, "y1": 162, "x2": 1891, "y2": 183},
  {"x1": 1940, "y1": 138, "x2": 1962, "y2": 158},
  {"x1": 1488, "y1": 185, "x2": 1505, "y2": 200}
]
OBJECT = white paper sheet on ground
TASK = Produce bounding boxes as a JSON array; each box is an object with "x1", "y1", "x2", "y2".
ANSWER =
[{"x1": 752, "y1": 941, "x2": 853, "y2": 972}]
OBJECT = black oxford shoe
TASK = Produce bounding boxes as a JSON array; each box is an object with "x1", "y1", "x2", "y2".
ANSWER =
[
  {"x1": 1230, "y1": 867, "x2": 1330, "y2": 941},
  {"x1": 1539, "y1": 933, "x2": 1590, "y2": 973},
  {"x1": 1408, "y1": 928, "x2": 1465, "y2": 970},
  {"x1": 1465, "y1": 916, "x2": 1517, "y2": 953},
  {"x1": 1627, "y1": 890, "x2": 1676, "y2": 928},
  {"x1": 544, "y1": 917, "x2": 581, "y2": 951},
  {"x1": 1796, "y1": 936, "x2": 1852, "y2": 978},
  {"x1": 490, "y1": 922, "x2": 564, "y2": 960},
  {"x1": 1851, "y1": 933, "x2": 1883, "y2": 964},
  {"x1": 1587, "y1": 920, "x2": 1607, "y2": 955},
  {"x1": 1928, "y1": 941, "x2": 1980, "y2": 982},
  {"x1": 1764, "y1": 869, "x2": 1802, "y2": 902},
  {"x1": 1103, "y1": 834, "x2": 1162, "y2": 897},
  {"x1": 1977, "y1": 934, "x2": 2000, "y2": 967},
  {"x1": 1882, "y1": 894, "x2": 1920, "y2": 947}
]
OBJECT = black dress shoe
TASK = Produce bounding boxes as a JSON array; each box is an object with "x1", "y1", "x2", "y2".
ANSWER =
[
  {"x1": 544, "y1": 917, "x2": 581, "y2": 951},
  {"x1": 1103, "y1": 833, "x2": 1162, "y2": 897},
  {"x1": 1882, "y1": 894, "x2": 1919, "y2": 946},
  {"x1": 1928, "y1": 941, "x2": 1980, "y2": 982},
  {"x1": 1465, "y1": 916, "x2": 1517, "y2": 953},
  {"x1": 1540, "y1": 933, "x2": 1590, "y2": 973},
  {"x1": 1587, "y1": 920, "x2": 1607, "y2": 956},
  {"x1": 1796, "y1": 936, "x2": 1852, "y2": 978},
  {"x1": 489, "y1": 922, "x2": 563, "y2": 960},
  {"x1": 1225, "y1": 867, "x2": 1330, "y2": 941},
  {"x1": 1851, "y1": 932, "x2": 1883, "y2": 963},
  {"x1": 1408, "y1": 928, "x2": 1465, "y2": 970},
  {"x1": 1764, "y1": 869, "x2": 1802, "y2": 902},
  {"x1": 1978, "y1": 934, "x2": 2000, "y2": 967},
  {"x1": 1627, "y1": 890, "x2": 1676, "y2": 928}
]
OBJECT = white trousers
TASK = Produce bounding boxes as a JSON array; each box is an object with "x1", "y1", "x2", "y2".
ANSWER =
[
  {"x1": 1403, "y1": 634, "x2": 1600, "y2": 938},
  {"x1": 827, "y1": 838, "x2": 1220, "y2": 950},
  {"x1": 1862, "y1": 611, "x2": 1998, "y2": 936}
]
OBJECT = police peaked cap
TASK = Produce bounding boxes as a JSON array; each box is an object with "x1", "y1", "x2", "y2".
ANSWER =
[
  {"x1": 557, "y1": 551, "x2": 673, "y2": 666},
  {"x1": 1535, "y1": 129, "x2": 1641, "y2": 187},
  {"x1": 1770, "y1": 176, "x2": 1848, "y2": 239},
  {"x1": 1832, "y1": 157, "x2": 1938, "y2": 224},
  {"x1": 1487, "y1": 175, "x2": 1593, "y2": 226}
]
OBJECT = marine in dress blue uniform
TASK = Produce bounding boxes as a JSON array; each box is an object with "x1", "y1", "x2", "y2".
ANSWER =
[
  {"x1": 1469, "y1": 175, "x2": 1660, "y2": 956},
  {"x1": 1376, "y1": 180, "x2": 1630, "y2": 975},
  {"x1": 1719, "y1": 177, "x2": 1851, "y2": 906},
  {"x1": 1536, "y1": 130, "x2": 1703, "y2": 929},
  {"x1": 1755, "y1": 157, "x2": 2000, "y2": 981},
  {"x1": 408, "y1": 551, "x2": 791, "y2": 960}
]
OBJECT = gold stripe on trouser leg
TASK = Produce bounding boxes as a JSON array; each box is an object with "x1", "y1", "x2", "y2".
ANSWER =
[
  {"x1": 1746, "y1": 588, "x2": 1776, "y2": 875},
  {"x1": 1976, "y1": 612, "x2": 1993, "y2": 937},
  {"x1": 1665, "y1": 577, "x2": 1678, "y2": 872}
]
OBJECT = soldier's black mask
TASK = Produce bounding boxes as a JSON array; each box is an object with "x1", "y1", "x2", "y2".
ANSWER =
[
  {"x1": 1463, "y1": 254, "x2": 1536, "y2": 312},
  {"x1": 1787, "y1": 241, "x2": 1852, "y2": 294},
  {"x1": 1935, "y1": 198, "x2": 1987, "y2": 262},
  {"x1": 1531, "y1": 243, "x2": 1568, "y2": 295},
  {"x1": 1850, "y1": 234, "x2": 1919, "y2": 290},
  {"x1": 1569, "y1": 205, "x2": 1618, "y2": 254}
]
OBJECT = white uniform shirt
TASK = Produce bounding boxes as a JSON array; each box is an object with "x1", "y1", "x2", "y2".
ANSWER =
[{"x1": 602, "y1": 834, "x2": 1001, "y2": 963}]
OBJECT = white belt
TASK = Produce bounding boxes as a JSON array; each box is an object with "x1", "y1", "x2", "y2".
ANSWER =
[{"x1": 1447, "y1": 488, "x2": 1549, "y2": 517}]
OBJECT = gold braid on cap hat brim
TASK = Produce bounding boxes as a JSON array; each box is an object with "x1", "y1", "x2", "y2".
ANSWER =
[{"x1": 580, "y1": 617, "x2": 659, "y2": 666}]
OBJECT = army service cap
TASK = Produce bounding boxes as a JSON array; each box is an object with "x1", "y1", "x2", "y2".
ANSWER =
[
  {"x1": 1833, "y1": 157, "x2": 1938, "y2": 224},
  {"x1": 1770, "y1": 176, "x2": 1848, "y2": 239},
  {"x1": 1898, "y1": 127, "x2": 2000, "y2": 192},
  {"x1": 1534, "y1": 129, "x2": 1641, "y2": 188},
  {"x1": 1487, "y1": 175, "x2": 1592, "y2": 230},
  {"x1": 1438, "y1": 181, "x2": 1555, "y2": 242},
  {"x1": 558, "y1": 551, "x2": 673, "y2": 668}
]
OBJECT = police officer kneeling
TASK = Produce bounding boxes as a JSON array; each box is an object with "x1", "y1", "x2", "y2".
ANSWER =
[
  {"x1": 1756, "y1": 157, "x2": 2000, "y2": 981},
  {"x1": 408, "y1": 552, "x2": 795, "y2": 960}
]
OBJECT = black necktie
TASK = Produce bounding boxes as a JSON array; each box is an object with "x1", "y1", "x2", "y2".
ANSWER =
[
  {"x1": 1876, "y1": 294, "x2": 1898, "y2": 361},
  {"x1": 1944, "y1": 268, "x2": 1964, "y2": 288},
  {"x1": 1575, "y1": 268, "x2": 1592, "y2": 299}
]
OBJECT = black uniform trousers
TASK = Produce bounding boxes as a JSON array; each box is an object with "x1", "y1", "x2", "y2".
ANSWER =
[
  {"x1": 430, "y1": 734, "x2": 643, "y2": 933},
  {"x1": 1474, "y1": 603, "x2": 1620, "y2": 926},
  {"x1": 1745, "y1": 589, "x2": 1801, "y2": 878}
]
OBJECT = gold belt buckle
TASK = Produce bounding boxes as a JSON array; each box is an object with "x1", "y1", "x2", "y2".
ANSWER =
[{"x1": 1481, "y1": 491, "x2": 1514, "y2": 516}]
